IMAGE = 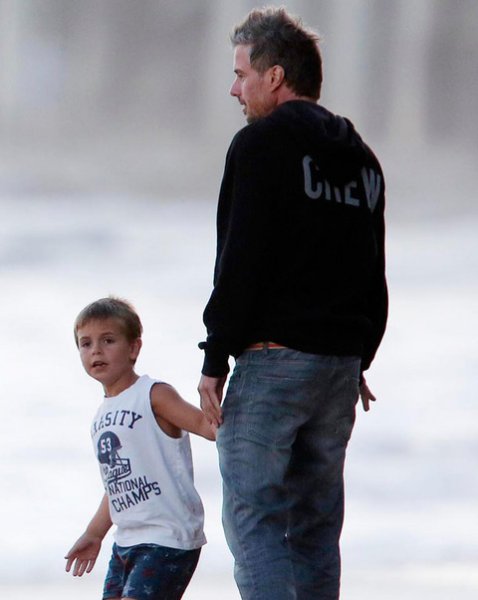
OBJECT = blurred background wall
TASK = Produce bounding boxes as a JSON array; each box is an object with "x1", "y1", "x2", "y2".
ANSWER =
[{"x1": 0, "y1": 0, "x2": 477, "y2": 210}]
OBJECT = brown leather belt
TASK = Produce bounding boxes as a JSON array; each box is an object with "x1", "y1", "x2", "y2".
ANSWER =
[{"x1": 247, "y1": 341, "x2": 287, "y2": 350}]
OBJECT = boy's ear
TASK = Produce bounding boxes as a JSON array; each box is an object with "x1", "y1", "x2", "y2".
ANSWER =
[{"x1": 130, "y1": 338, "x2": 142, "y2": 361}]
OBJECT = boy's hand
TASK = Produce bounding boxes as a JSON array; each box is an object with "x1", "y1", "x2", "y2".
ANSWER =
[{"x1": 65, "y1": 533, "x2": 102, "y2": 576}]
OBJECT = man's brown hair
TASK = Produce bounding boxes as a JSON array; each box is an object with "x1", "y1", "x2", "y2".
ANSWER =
[{"x1": 231, "y1": 6, "x2": 323, "y2": 100}]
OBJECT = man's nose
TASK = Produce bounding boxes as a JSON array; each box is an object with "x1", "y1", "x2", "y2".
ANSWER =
[{"x1": 230, "y1": 79, "x2": 239, "y2": 97}]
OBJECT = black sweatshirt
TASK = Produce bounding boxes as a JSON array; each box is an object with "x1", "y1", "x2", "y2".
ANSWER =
[{"x1": 200, "y1": 100, "x2": 388, "y2": 378}]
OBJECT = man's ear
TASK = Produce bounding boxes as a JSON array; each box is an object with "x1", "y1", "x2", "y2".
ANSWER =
[{"x1": 268, "y1": 64, "x2": 285, "y2": 91}]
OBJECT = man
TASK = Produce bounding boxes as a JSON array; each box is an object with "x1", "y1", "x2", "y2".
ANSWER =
[{"x1": 198, "y1": 7, "x2": 387, "y2": 600}]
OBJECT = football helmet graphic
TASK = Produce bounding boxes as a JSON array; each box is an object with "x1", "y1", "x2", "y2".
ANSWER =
[{"x1": 97, "y1": 431, "x2": 131, "y2": 483}]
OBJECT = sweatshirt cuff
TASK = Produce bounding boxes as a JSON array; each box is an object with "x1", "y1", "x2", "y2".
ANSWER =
[{"x1": 199, "y1": 342, "x2": 230, "y2": 377}]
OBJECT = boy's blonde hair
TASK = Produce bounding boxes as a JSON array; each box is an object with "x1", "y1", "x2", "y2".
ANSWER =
[{"x1": 74, "y1": 297, "x2": 143, "y2": 347}]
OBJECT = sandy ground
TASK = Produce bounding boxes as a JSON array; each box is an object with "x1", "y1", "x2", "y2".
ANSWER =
[{"x1": 1, "y1": 194, "x2": 477, "y2": 598}]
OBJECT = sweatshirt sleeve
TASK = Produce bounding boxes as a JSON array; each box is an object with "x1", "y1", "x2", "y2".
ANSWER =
[
  {"x1": 200, "y1": 126, "x2": 280, "y2": 376},
  {"x1": 361, "y1": 174, "x2": 388, "y2": 372}
]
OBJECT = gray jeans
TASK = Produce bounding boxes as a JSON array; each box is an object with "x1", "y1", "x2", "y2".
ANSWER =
[{"x1": 217, "y1": 348, "x2": 360, "y2": 600}]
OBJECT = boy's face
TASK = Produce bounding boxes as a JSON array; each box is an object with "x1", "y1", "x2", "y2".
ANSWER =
[{"x1": 77, "y1": 318, "x2": 141, "y2": 395}]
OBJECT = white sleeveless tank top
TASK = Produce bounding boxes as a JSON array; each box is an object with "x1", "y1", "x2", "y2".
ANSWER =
[{"x1": 90, "y1": 375, "x2": 206, "y2": 549}]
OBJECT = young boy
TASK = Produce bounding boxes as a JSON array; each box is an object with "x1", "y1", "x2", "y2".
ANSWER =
[{"x1": 65, "y1": 297, "x2": 215, "y2": 600}]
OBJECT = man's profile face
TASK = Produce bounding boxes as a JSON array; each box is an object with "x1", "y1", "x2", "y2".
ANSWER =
[{"x1": 229, "y1": 45, "x2": 276, "y2": 123}]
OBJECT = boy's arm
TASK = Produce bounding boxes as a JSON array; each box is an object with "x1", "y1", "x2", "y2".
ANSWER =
[
  {"x1": 151, "y1": 383, "x2": 216, "y2": 441},
  {"x1": 65, "y1": 493, "x2": 112, "y2": 577}
]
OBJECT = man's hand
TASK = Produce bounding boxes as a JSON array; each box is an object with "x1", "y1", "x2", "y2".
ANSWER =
[
  {"x1": 198, "y1": 374, "x2": 227, "y2": 428},
  {"x1": 359, "y1": 377, "x2": 376, "y2": 412}
]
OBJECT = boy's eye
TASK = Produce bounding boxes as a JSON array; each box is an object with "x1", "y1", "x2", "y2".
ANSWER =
[{"x1": 80, "y1": 341, "x2": 90, "y2": 348}]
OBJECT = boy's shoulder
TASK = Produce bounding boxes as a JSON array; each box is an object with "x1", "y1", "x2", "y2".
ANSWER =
[{"x1": 149, "y1": 380, "x2": 178, "y2": 401}]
